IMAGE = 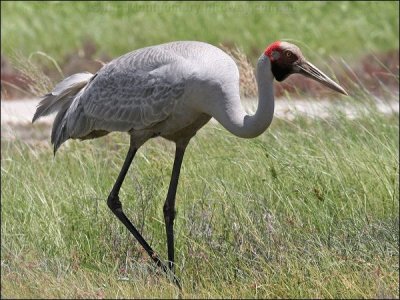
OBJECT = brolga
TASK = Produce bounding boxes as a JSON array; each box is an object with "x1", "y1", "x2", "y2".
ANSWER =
[{"x1": 32, "y1": 41, "x2": 347, "y2": 288}]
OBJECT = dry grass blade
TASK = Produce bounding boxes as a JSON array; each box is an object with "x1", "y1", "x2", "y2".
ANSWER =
[
  {"x1": 10, "y1": 52, "x2": 55, "y2": 97},
  {"x1": 219, "y1": 44, "x2": 257, "y2": 98}
]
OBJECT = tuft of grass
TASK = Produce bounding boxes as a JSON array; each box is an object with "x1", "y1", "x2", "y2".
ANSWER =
[
  {"x1": 9, "y1": 52, "x2": 56, "y2": 97},
  {"x1": 1, "y1": 96, "x2": 398, "y2": 298},
  {"x1": 220, "y1": 44, "x2": 258, "y2": 98}
]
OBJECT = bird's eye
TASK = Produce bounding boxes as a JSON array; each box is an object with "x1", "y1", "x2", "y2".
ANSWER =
[{"x1": 285, "y1": 51, "x2": 292, "y2": 58}]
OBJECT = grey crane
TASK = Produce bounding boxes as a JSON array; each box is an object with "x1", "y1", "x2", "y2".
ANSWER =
[{"x1": 32, "y1": 41, "x2": 347, "y2": 287}]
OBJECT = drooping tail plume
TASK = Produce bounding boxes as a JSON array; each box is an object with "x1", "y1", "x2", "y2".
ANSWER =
[{"x1": 32, "y1": 72, "x2": 94, "y2": 153}]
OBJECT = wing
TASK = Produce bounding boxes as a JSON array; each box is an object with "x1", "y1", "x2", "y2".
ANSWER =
[{"x1": 78, "y1": 55, "x2": 186, "y2": 132}]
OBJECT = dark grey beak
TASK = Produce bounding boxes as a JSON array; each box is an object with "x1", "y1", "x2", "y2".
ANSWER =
[{"x1": 296, "y1": 60, "x2": 348, "y2": 95}]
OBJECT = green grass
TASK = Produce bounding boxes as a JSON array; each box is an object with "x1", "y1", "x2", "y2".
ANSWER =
[
  {"x1": 1, "y1": 1, "x2": 399, "y2": 65},
  {"x1": 1, "y1": 2, "x2": 399, "y2": 297},
  {"x1": 1, "y1": 97, "x2": 398, "y2": 298}
]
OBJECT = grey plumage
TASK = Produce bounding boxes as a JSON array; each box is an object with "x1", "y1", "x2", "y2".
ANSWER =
[
  {"x1": 32, "y1": 40, "x2": 347, "y2": 286},
  {"x1": 32, "y1": 72, "x2": 93, "y2": 123},
  {"x1": 32, "y1": 40, "x2": 346, "y2": 153},
  {"x1": 33, "y1": 41, "x2": 232, "y2": 153},
  {"x1": 32, "y1": 72, "x2": 94, "y2": 152}
]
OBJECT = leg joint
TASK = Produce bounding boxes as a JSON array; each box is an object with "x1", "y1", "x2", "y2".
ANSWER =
[
  {"x1": 107, "y1": 193, "x2": 122, "y2": 211},
  {"x1": 163, "y1": 204, "x2": 176, "y2": 223}
]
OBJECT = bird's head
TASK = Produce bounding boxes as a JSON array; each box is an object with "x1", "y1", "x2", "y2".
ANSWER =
[{"x1": 264, "y1": 41, "x2": 348, "y2": 95}]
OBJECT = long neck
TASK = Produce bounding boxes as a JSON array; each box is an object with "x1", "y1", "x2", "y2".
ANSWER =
[{"x1": 216, "y1": 55, "x2": 275, "y2": 138}]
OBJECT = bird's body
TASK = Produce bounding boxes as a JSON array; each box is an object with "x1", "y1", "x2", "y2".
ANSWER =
[
  {"x1": 44, "y1": 41, "x2": 249, "y2": 151},
  {"x1": 33, "y1": 40, "x2": 347, "y2": 289}
]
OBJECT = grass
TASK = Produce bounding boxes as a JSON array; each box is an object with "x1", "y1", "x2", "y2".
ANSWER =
[
  {"x1": 1, "y1": 1, "x2": 399, "y2": 65},
  {"x1": 1, "y1": 1, "x2": 399, "y2": 297},
  {"x1": 1, "y1": 96, "x2": 398, "y2": 298}
]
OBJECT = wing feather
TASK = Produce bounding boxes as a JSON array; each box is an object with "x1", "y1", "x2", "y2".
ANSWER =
[{"x1": 81, "y1": 66, "x2": 185, "y2": 132}]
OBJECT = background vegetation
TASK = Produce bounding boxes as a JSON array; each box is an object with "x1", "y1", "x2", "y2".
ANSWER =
[{"x1": 1, "y1": 1, "x2": 399, "y2": 64}]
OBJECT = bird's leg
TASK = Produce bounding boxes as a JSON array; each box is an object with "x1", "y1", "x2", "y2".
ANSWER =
[
  {"x1": 163, "y1": 143, "x2": 187, "y2": 272},
  {"x1": 106, "y1": 144, "x2": 172, "y2": 279}
]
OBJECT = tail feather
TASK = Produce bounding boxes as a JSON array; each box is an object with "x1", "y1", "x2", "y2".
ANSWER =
[
  {"x1": 51, "y1": 101, "x2": 71, "y2": 154},
  {"x1": 32, "y1": 72, "x2": 93, "y2": 123},
  {"x1": 32, "y1": 72, "x2": 94, "y2": 154}
]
